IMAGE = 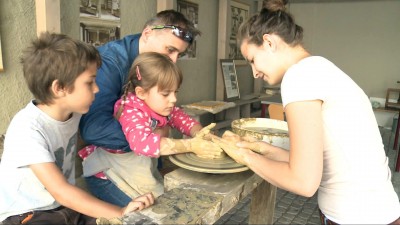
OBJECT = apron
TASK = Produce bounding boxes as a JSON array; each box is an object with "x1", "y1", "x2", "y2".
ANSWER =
[{"x1": 82, "y1": 147, "x2": 164, "y2": 198}]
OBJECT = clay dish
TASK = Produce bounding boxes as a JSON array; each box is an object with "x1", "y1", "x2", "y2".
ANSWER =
[
  {"x1": 169, "y1": 153, "x2": 248, "y2": 174},
  {"x1": 231, "y1": 118, "x2": 290, "y2": 150}
]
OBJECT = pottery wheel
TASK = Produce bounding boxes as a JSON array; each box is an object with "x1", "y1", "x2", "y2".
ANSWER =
[{"x1": 169, "y1": 153, "x2": 248, "y2": 174}]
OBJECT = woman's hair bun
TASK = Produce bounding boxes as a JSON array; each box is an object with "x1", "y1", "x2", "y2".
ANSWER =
[{"x1": 263, "y1": 0, "x2": 288, "y2": 12}]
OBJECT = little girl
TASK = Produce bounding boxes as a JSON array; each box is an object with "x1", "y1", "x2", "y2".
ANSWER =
[{"x1": 79, "y1": 52, "x2": 222, "y2": 206}]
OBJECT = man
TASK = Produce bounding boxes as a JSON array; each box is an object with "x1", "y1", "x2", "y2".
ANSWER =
[
  {"x1": 79, "y1": 10, "x2": 201, "y2": 150},
  {"x1": 78, "y1": 10, "x2": 204, "y2": 206}
]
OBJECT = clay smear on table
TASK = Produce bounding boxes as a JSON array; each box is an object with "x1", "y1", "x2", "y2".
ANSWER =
[{"x1": 151, "y1": 188, "x2": 223, "y2": 224}]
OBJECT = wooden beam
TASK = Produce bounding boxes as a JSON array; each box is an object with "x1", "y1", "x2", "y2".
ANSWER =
[
  {"x1": 216, "y1": 0, "x2": 229, "y2": 101},
  {"x1": 0, "y1": 36, "x2": 3, "y2": 72},
  {"x1": 157, "y1": 0, "x2": 175, "y2": 12},
  {"x1": 35, "y1": 0, "x2": 61, "y2": 36}
]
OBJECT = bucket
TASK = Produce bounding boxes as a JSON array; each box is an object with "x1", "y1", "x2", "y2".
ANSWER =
[{"x1": 231, "y1": 118, "x2": 290, "y2": 150}]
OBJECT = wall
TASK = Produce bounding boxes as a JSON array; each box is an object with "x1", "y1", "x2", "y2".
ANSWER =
[
  {"x1": 174, "y1": 0, "x2": 219, "y2": 104},
  {"x1": 0, "y1": 0, "x2": 36, "y2": 134},
  {"x1": 289, "y1": 0, "x2": 400, "y2": 98}
]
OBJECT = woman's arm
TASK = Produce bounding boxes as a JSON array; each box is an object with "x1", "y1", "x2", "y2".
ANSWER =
[
  {"x1": 220, "y1": 100, "x2": 324, "y2": 197},
  {"x1": 222, "y1": 130, "x2": 290, "y2": 162},
  {"x1": 30, "y1": 162, "x2": 154, "y2": 219}
]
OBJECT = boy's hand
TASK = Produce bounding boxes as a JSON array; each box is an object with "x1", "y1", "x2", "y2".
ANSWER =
[
  {"x1": 122, "y1": 192, "x2": 154, "y2": 216},
  {"x1": 96, "y1": 193, "x2": 154, "y2": 224}
]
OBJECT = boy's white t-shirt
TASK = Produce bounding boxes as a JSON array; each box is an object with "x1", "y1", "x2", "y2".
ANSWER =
[
  {"x1": 0, "y1": 101, "x2": 80, "y2": 222},
  {"x1": 281, "y1": 56, "x2": 400, "y2": 224}
]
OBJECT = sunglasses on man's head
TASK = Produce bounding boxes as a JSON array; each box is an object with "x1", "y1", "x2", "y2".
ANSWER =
[{"x1": 152, "y1": 25, "x2": 194, "y2": 44}]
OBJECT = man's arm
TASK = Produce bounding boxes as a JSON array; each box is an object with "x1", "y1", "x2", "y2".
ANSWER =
[{"x1": 79, "y1": 56, "x2": 129, "y2": 150}]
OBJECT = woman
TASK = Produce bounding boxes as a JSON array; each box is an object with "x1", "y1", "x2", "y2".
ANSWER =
[{"x1": 217, "y1": 0, "x2": 400, "y2": 224}]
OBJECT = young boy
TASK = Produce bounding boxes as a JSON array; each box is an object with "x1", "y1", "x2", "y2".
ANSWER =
[{"x1": 0, "y1": 32, "x2": 154, "y2": 225}]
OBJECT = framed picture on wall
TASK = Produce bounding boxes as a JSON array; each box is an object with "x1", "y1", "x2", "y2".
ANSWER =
[
  {"x1": 230, "y1": 0, "x2": 249, "y2": 40},
  {"x1": 79, "y1": 0, "x2": 121, "y2": 46},
  {"x1": 216, "y1": 0, "x2": 253, "y2": 100},
  {"x1": 229, "y1": 0, "x2": 249, "y2": 60},
  {"x1": 220, "y1": 59, "x2": 240, "y2": 101},
  {"x1": 157, "y1": 0, "x2": 199, "y2": 59},
  {"x1": 177, "y1": 0, "x2": 199, "y2": 59}
]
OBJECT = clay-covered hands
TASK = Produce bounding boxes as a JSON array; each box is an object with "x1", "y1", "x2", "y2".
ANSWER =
[
  {"x1": 210, "y1": 134, "x2": 248, "y2": 165},
  {"x1": 222, "y1": 130, "x2": 270, "y2": 155},
  {"x1": 220, "y1": 130, "x2": 244, "y2": 143},
  {"x1": 188, "y1": 123, "x2": 223, "y2": 158},
  {"x1": 210, "y1": 130, "x2": 276, "y2": 165},
  {"x1": 194, "y1": 123, "x2": 216, "y2": 140},
  {"x1": 189, "y1": 138, "x2": 224, "y2": 159}
]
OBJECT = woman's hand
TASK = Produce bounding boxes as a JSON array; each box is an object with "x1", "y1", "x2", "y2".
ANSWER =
[
  {"x1": 222, "y1": 130, "x2": 259, "y2": 142},
  {"x1": 236, "y1": 140, "x2": 273, "y2": 156},
  {"x1": 221, "y1": 130, "x2": 269, "y2": 155},
  {"x1": 221, "y1": 130, "x2": 242, "y2": 142},
  {"x1": 121, "y1": 192, "x2": 155, "y2": 216},
  {"x1": 210, "y1": 134, "x2": 249, "y2": 165}
]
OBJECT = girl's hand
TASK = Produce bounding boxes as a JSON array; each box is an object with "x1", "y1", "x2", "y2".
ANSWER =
[
  {"x1": 121, "y1": 192, "x2": 155, "y2": 216},
  {"x1": 194, "y1": 123, "x2": 216, "y2": 140},
  {"x1": 189, "y1": 137, "x2": 224, "y2": 158}
]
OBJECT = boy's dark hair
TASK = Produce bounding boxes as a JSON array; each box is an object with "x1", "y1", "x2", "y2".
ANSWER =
[
  {"x1": 144, "y1": 9, "x2": 201, "y2": 43},
  {"x1": 20, "y1": 32, "x2": 101, "y2": 104}
]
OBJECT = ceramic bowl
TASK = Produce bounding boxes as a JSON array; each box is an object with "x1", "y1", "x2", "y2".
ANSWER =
[{"x1": 231, "y1": 118, "x2": 290, "y2": 150}]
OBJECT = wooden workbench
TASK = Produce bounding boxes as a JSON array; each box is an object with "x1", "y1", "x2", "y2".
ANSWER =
[
  {"x1": 183, "y1": 95, "x2": 273, "y2": 132},
  {"x1": 123, "y1": 168, "x2": 276, "y2": 224}
]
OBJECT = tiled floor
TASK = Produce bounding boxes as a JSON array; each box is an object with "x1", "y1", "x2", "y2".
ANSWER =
[{"x1": 215, "y1": 128, "x2": 400, "y2": 225}]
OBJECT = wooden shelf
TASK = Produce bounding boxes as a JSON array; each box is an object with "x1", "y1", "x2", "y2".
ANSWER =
[{"x1": 374, "y1": 107, "x2": 400, "y2": 113}]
